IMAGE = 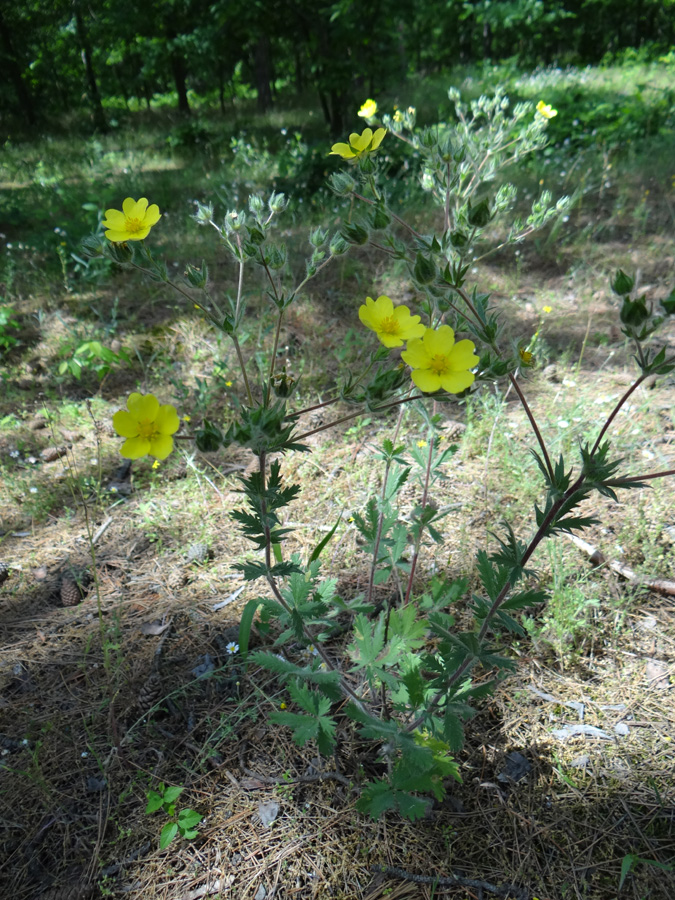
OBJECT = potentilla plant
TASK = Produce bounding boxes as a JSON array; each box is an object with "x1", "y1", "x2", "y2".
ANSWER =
[{"x1": 83, "y1": 89, "x2": 675, "y2": 820}]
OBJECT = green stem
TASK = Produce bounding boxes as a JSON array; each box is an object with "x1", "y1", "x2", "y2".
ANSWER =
[
  {"x1": 366, "y1": 401, "x2": 407, "y2": 609},
  {"x1": 292, "y1": 392, "x2": 426, "y2": 444},
  {"x1": 403, "y1": 432, "x2": 434, "y2": 607},
  {"x1": 232, "y1": 334, "x2": 254, "y2": 406}
]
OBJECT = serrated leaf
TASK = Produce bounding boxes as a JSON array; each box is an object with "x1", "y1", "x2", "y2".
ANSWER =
[
  {"x1": 178, "y1": 808, "x2": 202, "y2": 829},
  {"x1": 269, "y1": 710, "x2": 320, "y2": 746},
  {"x1": 163, "y1": 785, "x2": 184, "y2": 805},
  {"x1": 145, "y1": 791, "x2": 164, "y2": 814}
]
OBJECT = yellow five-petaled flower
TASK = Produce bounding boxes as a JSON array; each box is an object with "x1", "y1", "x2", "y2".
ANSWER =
[
  {"x1": 401, "y1": 326, "x2": 479, "y2": 394},
  {"x1": 359, "y1": 295, "x2": 426, "y2": 348},
  {"x1": 103, "y1": 197, "x2": 161, "y2": 242},
  {"x1": 358, "y1": 99, "x2": 378, "y2": 119},
  {"x1": 113, "y1": 392, "x2": 179, "y2": 460},
  {"x1": 330, "y1": 127, "x2": 387, "y2": 160},
  {"x1": 536, "y1": 100, "x2": 557, "y2": 120}
]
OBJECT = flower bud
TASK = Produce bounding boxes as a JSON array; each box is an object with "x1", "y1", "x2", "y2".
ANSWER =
[
  {"x1": 620, "y1": 296, "x2": 650, "y2": 328},
  {"x1": 611, "y1": 269, "x2": 635, "y2": 296}
]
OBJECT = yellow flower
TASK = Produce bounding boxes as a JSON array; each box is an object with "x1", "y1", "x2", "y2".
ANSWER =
[
  {"x1": 358, "y1": 99, "x2": 378, "y2": 119},
  {"x1": 536, "y1": 101, "x2": 557, "y2": 120},
  {"x1": 225, "y1": 380, "x2": 233, "y2": 387},
  {"x1": 280, "y1": 702, "x2": 287, "y2": 710},
  {"x1": 401, "y1": 326, "x2": 478, "y2": 394},
  {"x1": 358, "y1": 295, "x2": 426, "y2": 348},
  {"x1": 102, "y1": 197, "x2": 161, "y2": 242},
  {"x1": 182, "y1": 415, "x2": 191, "y2": 423},
  {"x1": 542, "y1": 306, "x2": 552, "y2": 313},
  {"x1": 330, "y1": 127, "x2": 386, "y2": 160},
  {"x1": 152, "y1": 460, "x2": 160, "y2": 469},
  {"x1": 416, "y1": 440, "x2": 428, "y2": 448},
  {"x1": 519, "y1": 347, "x2": 535, "y2": 367},
  {"x1": 112, "y1": 392, "x2": 179, "y2": 460},
  {"x1": 393, "y1": 110, "x2": 404, "y2": 123}
]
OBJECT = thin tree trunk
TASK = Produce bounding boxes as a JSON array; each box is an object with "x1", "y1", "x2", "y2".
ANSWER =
[
  {"x1": 254, "y1": 35, "x2": 272, "y2": 113},
  {"x1": 73, "y1": 2, "x2": 107, "y2": 131},
  {"x1": 0, "y1": 8, "x2": 37, "y2": 126}
]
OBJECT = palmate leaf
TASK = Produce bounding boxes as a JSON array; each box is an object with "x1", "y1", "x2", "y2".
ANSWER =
[{"x1": 270, "y1": 683, "x2": 336, "y2": 754}]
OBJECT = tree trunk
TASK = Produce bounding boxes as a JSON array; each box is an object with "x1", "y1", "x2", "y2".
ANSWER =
[
  {"x1": 254, "y1": 35, "x2": 272, "y2": 113},
  {"x1": 73, "y1": 2, "x2": 107, "y2": 131},
  {"x1": 170, "y1": 50, "x2": 190, "y2": 114},
  {"x1": 0, "y1": 8, "x2": 37, "y2": 126}
]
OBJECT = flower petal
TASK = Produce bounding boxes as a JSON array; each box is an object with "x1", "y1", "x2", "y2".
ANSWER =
[
  {"x1": 378, "y1": 333, "x2": 405, "y2": 348},
  {"x1": 411, "y1": 369, "x2": 441, "y2": 392},
  {"x1": 104, "y1": 229, "x2": 132, "y2": 242},
  {"x1": 329, "y1": 143, "x2": 355, "y2": 158},
  {"x1": 401, "y1": 339, "x2": 430, "y2": 369},
  {"x1": 370, "y1": 128, "x2": 387, "y2": 150},
  {"x1": 134, "y1": 197, "x2": 149, "y2": 217},
  {"x1": 148, "y1": 434, "x2": 174, "y2": 459},
  {"x1": 120, "y1": 436, "x2": 151, "y2": 459},
  {"x1": 424, "y1": 324, "x2": 455, "y2": 355},
  {"x1": 113, "y1": 409, "x2": 140, "y2": 438},
  {"x1": 127, "y1": 392, "x2": 159, "y2": 420},
  {"x1": 125, "y1": 227, "x2": 150, "y2": 241},
  {"x1": 144, "y1": 204, "x2": 161, "y2": 225},
  {"x1": 371, "y1": 295, "x2": 393, "y2": 318},
  {"x1": 449, "y1": 339, "x2": 479, "y2": 370},
  {"x1": 103, "y1": 209, "x2": 126, "y2": 228},
  {"x1": 440, "y1": 370, "x2": 475, "y2": 393},
  {"x1": 122, "y1": 197, "x2": 137, "y2": 216},
  {"x1": 154, "y1": 404, "x2": 180, "y2": 435}
]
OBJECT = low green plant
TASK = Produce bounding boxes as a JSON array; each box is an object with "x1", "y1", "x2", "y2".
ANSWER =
[
  {"x1": 145, "y1": 783, "x2": 203, "y2": 850},
  {"x1": 0, "y1": 304, "x2": 20, "y2": 354},
  {"x1": 619, "y1": 853, "x2": 674, "y2": 892},
  {"x1": 85, "y1": 87, "x2": 675, "y2": 821},
  {"x1": 57, "y1": 338, "x2": 130, "y2": 381}
]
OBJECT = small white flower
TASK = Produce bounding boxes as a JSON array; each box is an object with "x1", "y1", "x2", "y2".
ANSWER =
[
  {"x1": 81, "y1": 751, "x2": 88, "y2": 758},
  {"x1": 29, "y1": 487, "x2": 38, "y2": 494},
  {"x1": 557, "y1": 419, "x2": 569, "y2": 428},
  {"x1": 27, "y1": 456, "x2": 37, "y2": 464},
  {"x1": 226, "y1": 641, "x2": 239, "y2": 655},
  {"x1": 9, "y1": 450, "x2": 20, "y2": 459}
]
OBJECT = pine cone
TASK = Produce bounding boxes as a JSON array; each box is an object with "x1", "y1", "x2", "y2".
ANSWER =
[
  {"x1": 41, "y1": 446, "x2": 68, "y2": 463},
  {"x1": 0, "y1": 563, "x2": 10, "y2": 587},
  {"x1": 60, "y1": 576, "x2": 82, "y2": 607},
  {"x1": 137, "y1": 670, "x2": 162, "y2": 711},
  {"x1": 167, "y1": 568, "x2": 187, "y2": 591},
  {"x1": 187, "y1": 542, "x2": 212, "y2": 564}
]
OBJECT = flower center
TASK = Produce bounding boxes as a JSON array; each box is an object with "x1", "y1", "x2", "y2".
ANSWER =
[
  {"x1": 124, "y1": 215, "x2": 145, "y2": 234},
  {"x1": 378, "y1": 315, "x2": 400, "y2": 335},
  {"x1": 137, "y1": 418, "x2": 159, "y2": 440},
  {"x1": 429, "y1": 353, "x2": 450, "y2": 375}
]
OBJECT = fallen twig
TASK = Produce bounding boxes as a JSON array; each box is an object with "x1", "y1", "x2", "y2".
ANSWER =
[
  {"x1": 565, "y1": 533, "x2": 675, "y2": 596},
  {"x1": 371, "y1": 864, "x2": 529, "y2": 899}
]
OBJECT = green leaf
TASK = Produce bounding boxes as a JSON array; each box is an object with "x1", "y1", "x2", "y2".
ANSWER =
[
  {"x1": 239, "y1": 598, "x2": 260, "y2": 659},
  {"x1": 619, "y1": 854, "x2": 636, "y2": 890},
  {"x1": 162, "y1": 785, "x2": 184, "y2": 805},
  {"x1": 159, "y1": 822, "x2": 179, "y2": 850},
  {"x1": 177, "y1": 808, "x2": 202, "y2": 829},
  {"x1": 145, "y1": 791, "x2": 164, "y2": 815},
  {"x1": 269, "y1": 710, "x2": 320, "y2": 746},
  {"x1": 309, "y1": 513, "x2": 342, "y2": 562}
]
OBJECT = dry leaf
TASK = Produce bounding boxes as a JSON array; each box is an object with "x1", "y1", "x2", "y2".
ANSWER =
[
  {"x1": 141, "y1": 621, "x2": 171, "y2": 636},
  {"x1": 257, "y1": 799, "x2": 279, "y2": 827}
]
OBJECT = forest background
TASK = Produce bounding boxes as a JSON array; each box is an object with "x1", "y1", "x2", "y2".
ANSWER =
[{"x1": 1, "y1": 2, "x2": 675, "y2": 900}]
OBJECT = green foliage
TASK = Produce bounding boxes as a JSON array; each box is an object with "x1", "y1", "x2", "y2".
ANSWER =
[
  {"x1": 90, "y1": 73, "x2": 675, "y2": 824},
  {"x1": 0, "y1": 305, "x2": 20, "y2": 355},
  {"x1": 145, "y1": 783, "x2": 202, "y2": 849}
]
